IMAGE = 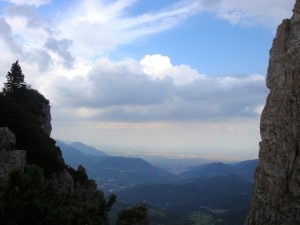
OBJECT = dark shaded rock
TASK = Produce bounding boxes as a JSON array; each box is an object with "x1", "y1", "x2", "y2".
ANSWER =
[
  {"x1": 0, "y1": 150, "x2": 26, "y2": 184},
  {"x1": 39, "y1": 103, "x2": 52, "y2": 137},
  {"x1": 116, "y1": 204, "x2": 149, "y2": 225},
  {"x1": 0, "y1": 127, "x2": 26, "y2": 184},
  {"x1": 0, "y1": 127, "x2": 16, "y2": 151}
]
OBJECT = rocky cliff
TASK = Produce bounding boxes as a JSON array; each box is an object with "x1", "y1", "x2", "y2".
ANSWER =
[
  {"x1": 0, "y1": 127, "x2": 26, "y2": 183},
  {"x1": 244, "y1": 0, "x2": 300, "y2": 224},
  {"x1": 0, "y1": 62, "x2": 116, "y2": 225},
  {"x1": 39, "y1": 103, "x2": 52, "y2": 137}
]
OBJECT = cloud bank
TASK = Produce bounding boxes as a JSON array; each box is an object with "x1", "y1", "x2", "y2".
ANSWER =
[{"x1": 43, "y1": 54, "x2": 267, "y2": 123}]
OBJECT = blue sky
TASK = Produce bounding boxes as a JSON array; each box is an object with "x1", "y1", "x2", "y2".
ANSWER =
[
  {"x1": 0, "y1": 0, "x2": 296, "y2": 160},
  {"x1": 113, "y1": 13, "x2": 273, "y2": 76}
]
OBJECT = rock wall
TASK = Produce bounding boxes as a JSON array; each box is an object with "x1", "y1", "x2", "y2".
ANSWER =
[
  {"x1": 0, "y1": 127, "x2": 16, "y2": 151},
  {"x1": 0, "y1": 127, "x2": 26, "y2": 184},
  {"x1": 39, "y1": 103, "x2": 52, "y2": 137},
  {"x1": 0, "y1": 150, "x2": 26, "y2": 181},
  {"x1": 244, "y1": 1, "x2": 300, "y2": 225}
]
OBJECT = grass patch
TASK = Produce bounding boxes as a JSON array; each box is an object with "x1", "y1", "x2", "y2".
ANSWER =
[{"x1": 189, "y1": 212, "x2": 217, "y2": 225}]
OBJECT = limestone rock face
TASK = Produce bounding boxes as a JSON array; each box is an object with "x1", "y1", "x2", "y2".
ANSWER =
[
  {"x1": 244, "y1": 1, "x2": 300, "y2": 225},
  {"x1": 56, "y1": 169, "x2": 74, "y2": 192},
  {"x1": 39, "y1": 103, "x2": 52, "y2": 137},
  {"x1": 0, "y1": 127, "x2": 26, "y2": 184},
  {"x1": 0, "y1": 127, "x2": 16, "y2": 151},
  {"x1": 0, "y1": 150, "x2": 26, "y2": 182}
]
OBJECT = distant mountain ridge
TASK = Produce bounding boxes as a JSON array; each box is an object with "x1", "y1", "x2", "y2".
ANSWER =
[
  {"x1": 70, "y1": 141, "x2": 107, "y2": 157},
  {"x1": 180, "y1": 159, "x2": 258, "y2": 181},
  {"x1": 57, "y1": 140, "x2": 258, "y2": 187},
  {"x1": 55, "y1": 140, "x2": 98, "y2": 167},
  {"x1": 57, "y1": 140, "x2": 177, "y2": 192}
]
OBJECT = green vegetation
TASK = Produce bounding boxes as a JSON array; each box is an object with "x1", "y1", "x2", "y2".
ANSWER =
[
  {"x1": 116, "y1": 204, "x2": 149, "y2": 225},
  {"x1": 0, "y1": 165, "x2": 115, "y2": 225},
  {"x1": 2, "y1": 60, "x2": 26, "y2": 95},
  {"x1": 189, "y1": 212, "x2": 216, "y2": 225}
]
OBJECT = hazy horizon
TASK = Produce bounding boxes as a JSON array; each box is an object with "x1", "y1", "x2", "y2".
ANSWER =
[{"x1": 56, "y1": 139, "x2": 258, "y2": 163}]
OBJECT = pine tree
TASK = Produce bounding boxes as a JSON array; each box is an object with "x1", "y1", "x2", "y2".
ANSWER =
[{"x1": 3, "y1": 60, "x2": 26, "y2": 95}]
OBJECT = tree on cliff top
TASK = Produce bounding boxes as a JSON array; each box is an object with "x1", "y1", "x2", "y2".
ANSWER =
[
  {"x1": 0, "y1": 61, "x2": 116, "y2": 224},
  {"x1": 2, "y1": 60, "x2": 26, "y2": 95}
]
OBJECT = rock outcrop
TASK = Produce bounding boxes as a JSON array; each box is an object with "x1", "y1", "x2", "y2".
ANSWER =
[
  {"x1": 244, "y1": 1, "x2": 300, "y2": 224},
  {"x1": 0, "y1": 127, "x2": 16, "y2": 151},
  {"x1": 39, "y1": 103, "x2": 52, "y2": 137},
  {"x1": 116, "y1": 204, "x2": 149, "y2": 225},
  {"x1": 0, "y1": 127, "x2": 26, "y2": 184}
]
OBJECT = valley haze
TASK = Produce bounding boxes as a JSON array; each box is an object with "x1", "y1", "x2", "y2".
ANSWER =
[{"x1": 0, "y1": 0, "x2": 295, "y2": 160}]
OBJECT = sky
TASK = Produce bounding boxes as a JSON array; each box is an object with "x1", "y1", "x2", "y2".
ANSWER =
[{"x1": 0, "y1": 0, "x2": 296, "y2": 160}]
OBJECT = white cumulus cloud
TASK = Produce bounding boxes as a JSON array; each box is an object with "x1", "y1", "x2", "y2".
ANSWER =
[{"x1": 140, "y1": 54, "x2": 203, "y2": 86}]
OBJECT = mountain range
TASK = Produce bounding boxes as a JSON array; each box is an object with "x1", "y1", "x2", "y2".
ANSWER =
[
  {"x1": 57, "y1": 140, "x2": 257, "y2": 225},
  {"x1": 180, "y1": 160, "x2": 258, "y2": 181},
  {"x1": 56, "y1": 140, "x2": 177, "y2": 192}
]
